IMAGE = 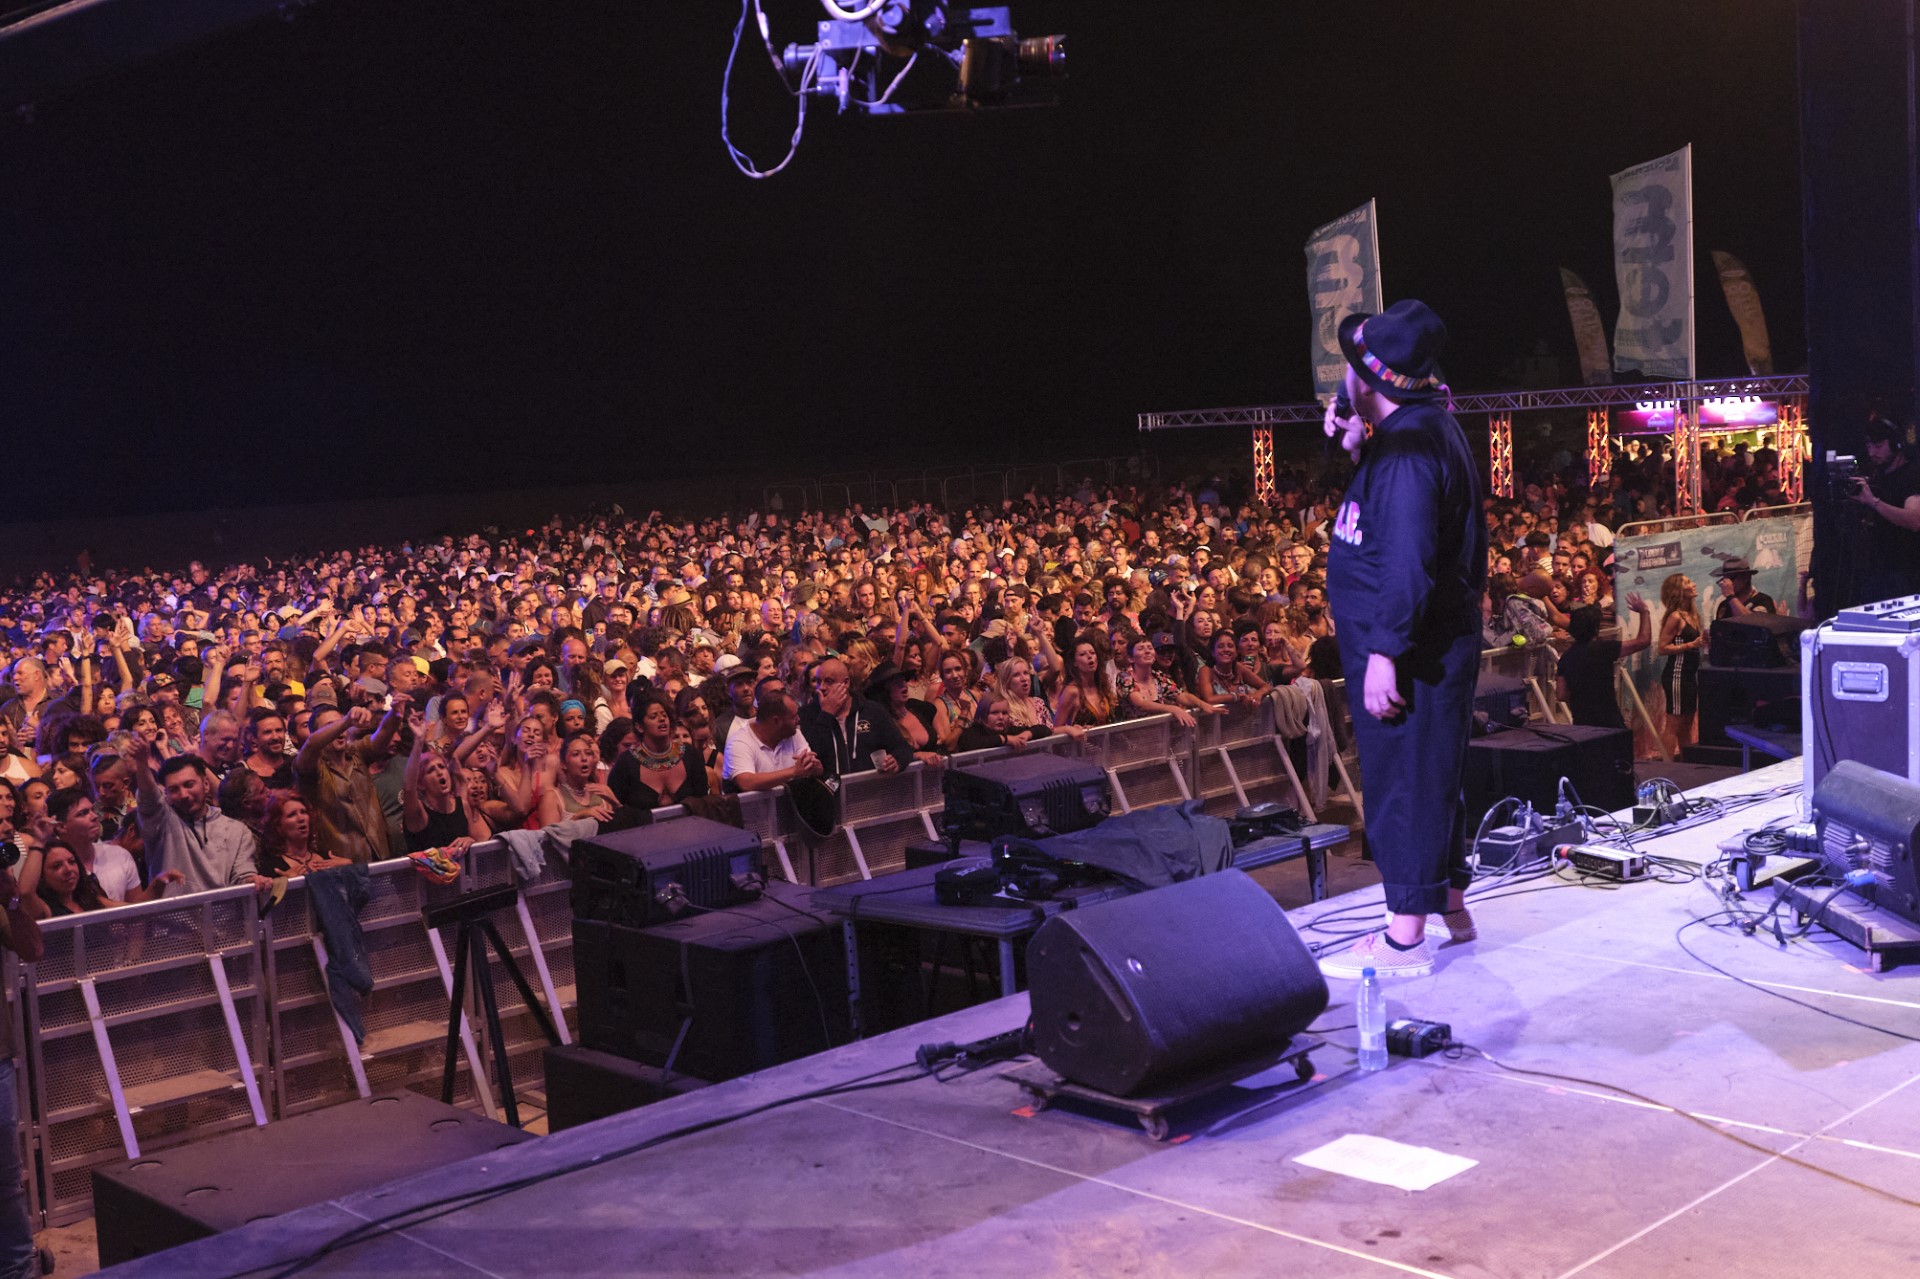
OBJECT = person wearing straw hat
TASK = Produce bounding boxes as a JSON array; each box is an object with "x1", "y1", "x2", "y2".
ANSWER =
[{"x1": 1317, "y1": 300, "x2": 1487, "y2": 981}]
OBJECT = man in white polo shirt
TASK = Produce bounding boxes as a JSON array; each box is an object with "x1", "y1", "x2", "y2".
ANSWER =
[{"x1": 722, "y1": 692, "x2": 823, "y2": 793}]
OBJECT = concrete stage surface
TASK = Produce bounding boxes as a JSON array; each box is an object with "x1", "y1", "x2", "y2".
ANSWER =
[{"x1": 107, "y1": 761, "x2": 1920, "y2": 1279}]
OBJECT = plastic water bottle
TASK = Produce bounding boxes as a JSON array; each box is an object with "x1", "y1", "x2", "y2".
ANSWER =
[{"x1": 1357, "y1": 967, "x2": 1388, "y2": 1071}]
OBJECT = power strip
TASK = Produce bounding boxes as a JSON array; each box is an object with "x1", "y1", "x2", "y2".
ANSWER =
[{"x1": 1554, "y1": 843, "x2": 1651, "y2": 881}]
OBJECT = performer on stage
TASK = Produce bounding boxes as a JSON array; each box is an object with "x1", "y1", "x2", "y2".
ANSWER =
[{"x1": 1317, "y1": 300, "x2": 1487, "y2": 980}]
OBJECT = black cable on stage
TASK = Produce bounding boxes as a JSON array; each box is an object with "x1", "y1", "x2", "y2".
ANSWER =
[
  {"x1": 1439, "y1": 1040, "x2": 1920, "y2": 1210},
  {"x1": 1674, "y1": 914, "x2": 1920, "y2": 1044},
  {"x1": 226, "y1": 1058, "x2": 939, "y2": 1279}
]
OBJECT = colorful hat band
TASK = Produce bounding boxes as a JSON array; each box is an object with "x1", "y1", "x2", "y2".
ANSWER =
[{"x1": 1352, "y1": 322, "x2": 1442, "y2": 392}]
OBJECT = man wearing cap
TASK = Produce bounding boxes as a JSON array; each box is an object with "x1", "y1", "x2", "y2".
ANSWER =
[
  {"x1": 1711, "y1": 559, "x2": 1776, "y2": 620},
  {"x1": 1319, "y1": 299, "x2": 1487, "y2": 981},
  {"x1": 708, "y1": 655, "x2": 756, "y2": 747}
]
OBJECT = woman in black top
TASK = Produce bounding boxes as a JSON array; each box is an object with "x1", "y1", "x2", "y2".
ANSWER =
[
  {"x1": 1555, "y1": 593, "x2": 1651, "y2": 730},
  {"x1": 1656, "y1": 574, "x2": 1706, "y2": 752},
  {"x1": 403, "y1": 720, "x2": 487, "y2": 854},
  {"x1": 607, "y1": 693, "x2": 709, "y2": 811}
]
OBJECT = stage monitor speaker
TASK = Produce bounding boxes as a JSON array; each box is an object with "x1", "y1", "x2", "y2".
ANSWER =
[
  {"x1": 1026, "y1": 869, "x2": 1327, "y2": 1097},
  {"x1": 572, "y1": 814, "x2": 764, "y2": 929},
  {"x1": 1709, "y1": 614, "x2": 1812, "y2": 668},
  {"x1": 1811, "y1": 760, "x2": 1920, "y2": 925},
  {"x1": 1802, "y1": 621, "x2": 1920, "y2": 795},
  {"x1": 941, "y1": 753, "x2": 1111, "y2": 843},
  {"x1": 1463, "y1": 724, "x2": 1634, "y2": 844},
  {"x1": 91, "y1": 1092, "x2": 532, "y2": 1267}
]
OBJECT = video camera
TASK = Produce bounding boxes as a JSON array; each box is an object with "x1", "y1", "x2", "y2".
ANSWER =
[
  {"x1": 782, "y1": 3, "x2": 1065, "y2": 115},
  {"x1": 1823, "y1": 450, "x2": 1863, "y2": 503}
]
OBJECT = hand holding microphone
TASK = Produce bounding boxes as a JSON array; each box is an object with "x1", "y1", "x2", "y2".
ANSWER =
[{"x1": 1323, "y1": 387, "x2": 1366, "y2": 462}]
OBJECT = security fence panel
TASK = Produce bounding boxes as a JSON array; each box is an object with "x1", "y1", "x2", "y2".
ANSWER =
[{"x1": 24, "y1": 887, "x2": 265, "y2": 1227}]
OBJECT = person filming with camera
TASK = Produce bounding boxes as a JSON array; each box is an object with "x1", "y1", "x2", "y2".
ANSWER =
[{"x1": 1847, "y1": 415, "x2": 1920, "y2": 601}]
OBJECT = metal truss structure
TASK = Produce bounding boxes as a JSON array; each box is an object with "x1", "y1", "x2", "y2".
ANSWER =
[
  {"x1": 1139, "y1": 374, "x2": 1813, "y2": 511},
  {"x1": 1489, "y1": 412, "x2": 1514, "y2": 498},
  {"x1": 1586, "y1": 408, "x2": 1611, "y2": 486}
]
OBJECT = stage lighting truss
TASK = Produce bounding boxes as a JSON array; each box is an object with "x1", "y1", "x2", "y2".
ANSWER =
[
  {"x1": 1489, "y1": 412, "x2": 1514, "y2": 499},
  {"x1": 1252, "y1": 428, "x2": 1275, "y2": 503},
  {"x1": 1586, "y1": 408, "x2": 1611, "y2": 487}
]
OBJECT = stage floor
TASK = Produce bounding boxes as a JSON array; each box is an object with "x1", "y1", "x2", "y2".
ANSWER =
[{"x1": 107, "y1": 761, "x2": 1920, "y2": 1279}]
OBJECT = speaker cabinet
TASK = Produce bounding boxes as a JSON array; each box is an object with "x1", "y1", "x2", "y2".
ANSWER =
[
  {"x1": 1463, "y1": 724, "x2": 1634, "y2": 843},
  {"x1": 574, "y1": 880, "x2": 848, "y2": 1080},
  {"x1": 91, "y1": 1092, "x2": 531, "y2": 1267},
  {"x1": 1026, "y1": 870, "x2": 1328, "y2": 1097}
]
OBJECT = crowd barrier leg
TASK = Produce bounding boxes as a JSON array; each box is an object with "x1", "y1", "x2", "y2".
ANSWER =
[
  {"x1": 1330, "y1": 748, "x2": 1363, "y2": 817},
  {"x1": 769, "y1": 839, "x2": 798, "y2": 883},
  {"x1": 514, "y1": 894, "x2": 571, "y2": 1048},
  {"x1": 841, "y1": 828, "x2": 875, "y2": 881},
  {"x1": 1166, "y1": 755, "x2": 1193, "y2": 803},
  {"x1": 207, "y1": 955, "x2": 269, "y2": 1130},
  {"x1": 1214, "y1": 749, "x2": 1251, "y2": 809},
  {"x1": 309, "y1": 937, "x2": 373, "y2": 1100},
  {"x1": 424, "y1": 928, "x2": 498, "y2": 1121},
  {"x1": 1617, "y1": 665, "x2": 1671, "y2": 762},
  {"x1": 1270, "y1": 738, "x2": 1317, "y2": 822},
  {"x1": 1525, "y1": 677, "x2": 1560, "y2": 724},
  {"x1": 77, "y1": 981, "x2": 138, "y2": 1161},
  {"x1": 1104, "y1": 768, "x2": 1132, "y2": 813}
]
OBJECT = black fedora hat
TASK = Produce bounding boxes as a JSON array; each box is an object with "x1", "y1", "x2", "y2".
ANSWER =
[
  {"x1": 1338, "y1": 300, "x2": 1448, "y2": 402},
  {"x1": 1711, "y1": 557, "x2": 1757, "y2": 579}
]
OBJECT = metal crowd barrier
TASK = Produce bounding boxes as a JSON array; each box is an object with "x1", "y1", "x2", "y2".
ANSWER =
[
  {"x1": 22, "y1": 887, "x2": 266, "y2": 1227},
  {"x1": 264, "y1": 859, "x2": 490, "y2": 1126},
  {"x1": 8, "y1": 702, "x2": 1370, "y2": 1225}
]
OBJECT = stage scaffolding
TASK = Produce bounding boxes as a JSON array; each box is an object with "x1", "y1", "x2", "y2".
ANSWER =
[{"x1": 1139, "y1": 374, "x2": 1811, "y2": 509}]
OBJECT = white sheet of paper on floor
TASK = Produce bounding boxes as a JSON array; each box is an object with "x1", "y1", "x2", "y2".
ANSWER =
[{"x1": 1292, "y1": 1134, "x2": 1477, "y2": 1191}]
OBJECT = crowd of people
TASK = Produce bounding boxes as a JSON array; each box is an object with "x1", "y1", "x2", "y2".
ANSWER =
[{"x1": 0, "y1": 429, "x2": 1824, "y2": 918}]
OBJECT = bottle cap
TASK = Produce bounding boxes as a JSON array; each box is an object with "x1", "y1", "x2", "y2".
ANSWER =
[{"x1": 1361, "y1": 966, "x2": 1376, "y2": 978}]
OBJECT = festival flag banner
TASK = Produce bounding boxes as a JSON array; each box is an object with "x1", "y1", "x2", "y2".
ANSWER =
[
  {"x1": 1610, "y1": 146, "x2": 1695, "y2": 379},
  {"x1": 1305, "y1": 200, "x2": 1382, "y2": 402},
  {"x1": 1710, "y1": 250, "x2": 1775, "y2": 376},
  {"x1": 1559, "y1": 268, "x2": 1614, "y2": 385}
]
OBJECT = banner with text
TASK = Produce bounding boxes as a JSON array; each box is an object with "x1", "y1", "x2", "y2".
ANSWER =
[
  {"x1": 1305, "y1": 200, "x2": 1383, "y2": 402},
  {"x1": 1611, "y1": 146, "x2": 1694, "y2": 379},
  {"x1": 1612, "y1": 510, "x2": 1809, "y2": 642}
]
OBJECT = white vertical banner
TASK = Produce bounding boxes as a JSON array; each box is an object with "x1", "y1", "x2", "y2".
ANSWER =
[
  {"x1": 1610, "y1": 145, "x2": 1695, "y2": 379},
  {"x1": 1304, "y1": 200, "x2": 1383, "y2": 402}
]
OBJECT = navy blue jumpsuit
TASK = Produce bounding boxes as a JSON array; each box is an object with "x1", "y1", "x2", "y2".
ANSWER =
[{"x1": 1326, "y1": 400, "x2": 1488, "y2": 916}]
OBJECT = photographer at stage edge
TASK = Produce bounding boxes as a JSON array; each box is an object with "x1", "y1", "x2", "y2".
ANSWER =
[{"x1": 1847, "y1": 415, "x2": 1920, "y2": 602}]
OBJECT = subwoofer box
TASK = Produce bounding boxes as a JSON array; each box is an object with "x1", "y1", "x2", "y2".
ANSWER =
[
  {"x1": 543, "y1": 1043, "x2": 711, "y2": 1132},
  {"x1": 573, "y1": 880, "x2": 849, "y2": 1080},
  {"x1": 91, "y1": 1092, "x2": 532, "y2": 1267},
  {"x1": 1463, "y1": 724, "x2": 1633, "y2": 843},
  {"x1": 1026, "y1": 869, "x2": 1328, "y2": 1097}
]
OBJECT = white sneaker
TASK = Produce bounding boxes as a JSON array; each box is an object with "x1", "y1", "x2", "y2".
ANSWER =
[{"x1": 1318, "y1": 931, "x2": 1435, "y2": 980}]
